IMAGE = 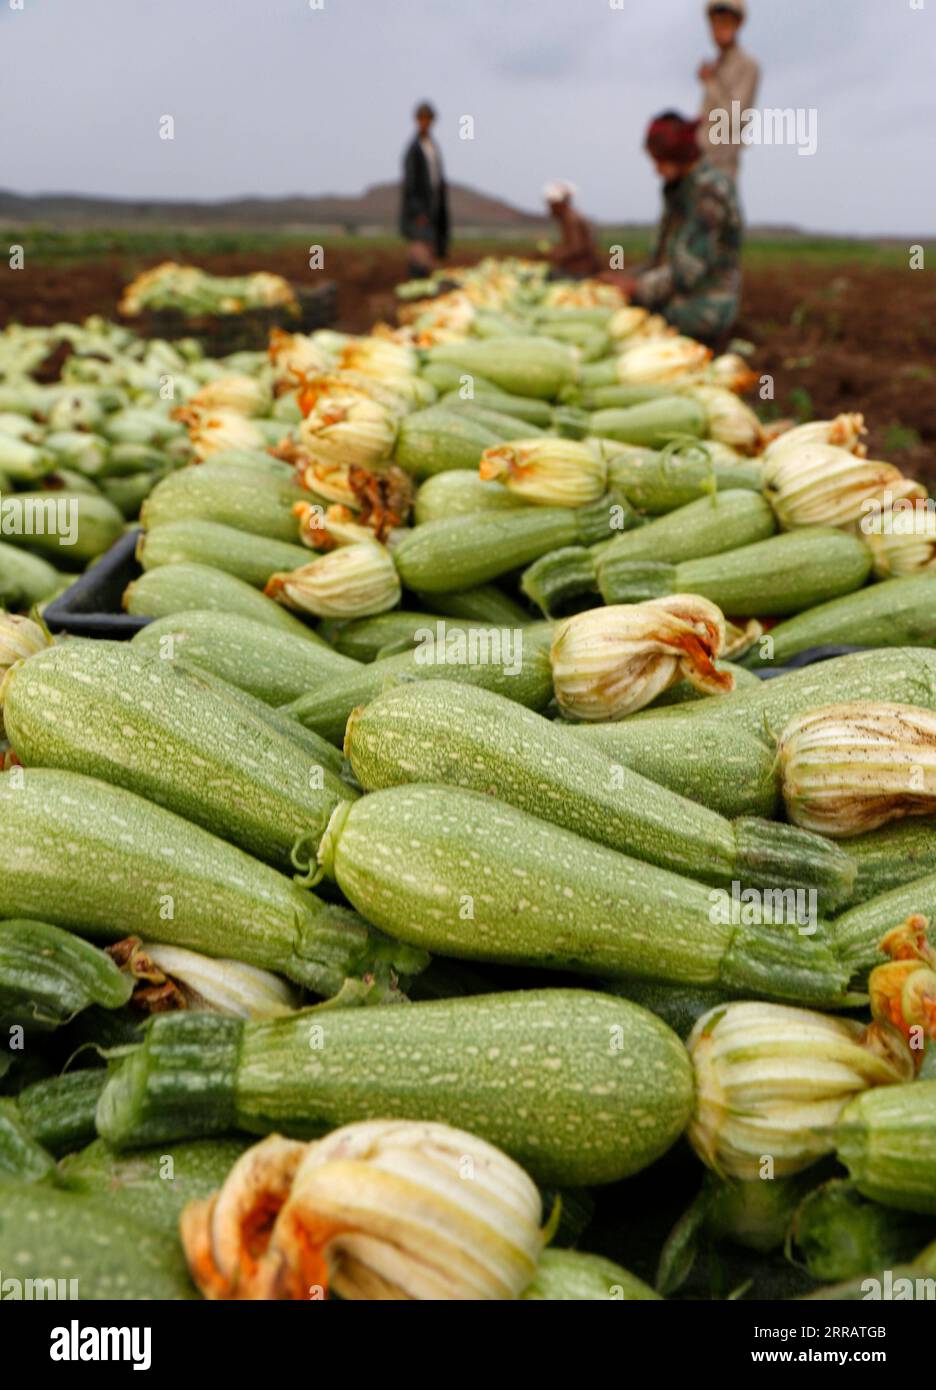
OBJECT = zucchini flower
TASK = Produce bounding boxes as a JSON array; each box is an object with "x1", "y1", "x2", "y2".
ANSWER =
[
  {"x1": 336, "y1": 337, "x2": 418, "y2": 391},
  {"x1": 778, "y1": 701, "x2": 936, "y2": 838},
  {"x1": 543, "y1": 281, "x2": 624, "y2": 310},
  {"x1": 614, "y1": 336, "x2": 711, "y2": 386},
  {"x1": 688, "y1": 1001, "x2": 914, "y2": 1180},
  {"x1": 550, "y1": 594, "x2": 733, "y2": 722},
  {"x1": 268, "y1": 328, "x2": 331, "y2": 394},
  {"x1": 186, "y1": 409, "x2": 268, "y2": 462},
  {"x1": 297, "y1": 386, "x2": 399, "y2": 470},
  {"x1": 109, "y1": 938, "x2": 299, "y2": 1020},
  {"x1": 293, "y1": 501, "x2": 376, "y2": 550},
  {"x1": 867, "y1": 917, "x2": 936, "y2": 1062},
  {"x1": 0, "y1": 612, "x2": 51, "y2": 678},
  {"x1": 186, "y1": 375, "x2": 271, "y2": 418},
  {"x1": 865, "y1": 504, "x2": 936, "y2": 577},
  {"x1": 479, "y1": 439, "x2": 607, "y2": 508},
  {"x1": 762, "y1": 444, "x2": 925, "y2": 531},
  {"x1": 764, "y1": 413, "x2": 867, "y2": 460},
  {"x1": 181, "y1": 1120, "x2": 546, "y2": 1300},
  {"x1": 608, "y1": 306, "x2": 652, "y2": 342},
  {"x1": 687, "y1": 384, "x2": 764, "y2": 455},
  {"x1": 265, "y1": 541, "x2": 401, "y2": 619},
  {"x1": 705, "y1": 353, "x2": 759, "y2": 395}
]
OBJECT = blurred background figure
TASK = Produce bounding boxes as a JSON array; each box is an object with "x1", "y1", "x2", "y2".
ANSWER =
[
  {"x1": 698, "y1": 0, "x2": 760, "y2": 182},
  {"x1": 400, "y1": 102, "x2": 450, "y2": 277},
  {"x1": 604, "y1": 112, "x2": 742, "y2": 345},
  {"x1": 541, "y1": 181, "x2": 601, "y2": 279}
]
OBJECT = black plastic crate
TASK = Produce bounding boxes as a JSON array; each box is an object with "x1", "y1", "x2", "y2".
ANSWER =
[
  {"x1": 130, "y1": 281, "x2": 338, "y2": 357},
  {"x1": 43, "y1": 529, "x2": 148, "y2": 639}
]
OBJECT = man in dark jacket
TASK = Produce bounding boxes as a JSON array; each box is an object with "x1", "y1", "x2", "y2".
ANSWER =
[{"x1": 400, "y1": 102, "x2": 450, "y2": 277}]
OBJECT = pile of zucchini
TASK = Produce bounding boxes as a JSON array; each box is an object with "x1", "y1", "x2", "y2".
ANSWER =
[{"x1": 1, "y1": 259, "x2": 935, "y2": 1302}]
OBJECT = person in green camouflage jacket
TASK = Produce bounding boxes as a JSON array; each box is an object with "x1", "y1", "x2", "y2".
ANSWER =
[{"x1": 629, "y1": 111, "x2": 743, "y2": 343}]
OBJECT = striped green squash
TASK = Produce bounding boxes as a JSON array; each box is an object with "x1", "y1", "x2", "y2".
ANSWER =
[
  {"x1": 317, "y1": 785, "x2": 850, "y2": 1005},
  {"x1": 96, "y1": 991, "x2": 694, "y2": 1186},
  {"x1": 283, "y1": 621, "x2": 555, "y2": 745},
  {"x1": 124, "y1": 561, "x2": 323, "y2": 640},
  {"x1": 0, "y1": 768, "x2": 420, "y2": 999},
  {"x1": 2, "y1": 642, "x2": 355, "y2": 874},
  {"x1": 0, "y1": 918, "x2": 131, "y2": 1031},
  {"x1": 141, "y1": 464, "x2": 304, "y2": 542},
  {"x1": 138, "y1": 519, "x2": 311, "y2": 590},
  {"x1": 131, "y1": 610, "x2": 358, "y2": 706},
  {"x1": 413, "y1": 470, "x2": 527, "y2": 526},
  {"x1": 741, "y1": 575, "x2": 936, "y2": 669},
  {"x1": 0, "y1": 492, "x2": 124, "y2": 565},
  {"x1": 0, "y1": 541, "x2": 61, "y2": 609},
  {"x1": 344, "y1": 681, "x2": 854, "y2": 908}
]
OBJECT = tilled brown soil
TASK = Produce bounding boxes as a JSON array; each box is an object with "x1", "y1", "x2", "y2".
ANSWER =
[{"x1": 2, "y1": 245, "x2": 933, "y2": 481}]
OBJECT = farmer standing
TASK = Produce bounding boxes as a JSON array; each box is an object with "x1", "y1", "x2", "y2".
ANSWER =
[
  {"x1": 698, "y1": 0, "x2": 760, "y2": 182},
  {"x1": 400, "y1": 102, "x2": 450, "y2": 278},
  {"x1": 541, "y1": 182, "x2": 602, "y2": 279}
]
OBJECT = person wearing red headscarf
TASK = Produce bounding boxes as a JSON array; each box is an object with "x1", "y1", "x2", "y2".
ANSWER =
[{"x1": 606, "y1": 111, "x2": 743, "y2": 345}]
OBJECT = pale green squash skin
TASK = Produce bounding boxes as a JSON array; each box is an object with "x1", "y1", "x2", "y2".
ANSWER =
[
  {"x1": 0, "y1": 492, "x2": 123, "y2": 565},
  {"x1": 141, "y1": 463, "x2": 304, "y2": 543},
  {"x1": 318, "y1": 784, "x2": 850, "y2": 1003},
  {"x1": 413, "y1": 470, "x2": 527, "y2": 526},
  {"x1": 99, "y1": 991, "x2": 694, "y2": 1187},
  {"x1": 125, "y1": 559, "x2": 324, "y2": 640},
  {"x1": 3, "y1": 642, "x2": 355, "y2": 871},
  {"x1": 0, "y1": 767, "x2": 379, "y2": 995},
  {"x1": 0, "y1": 1178, "x2": 198, "y2": 1299},
  {"x1": 521, "y1": 1249, "x2": 661, "y2": 1300},
  {"x1": 0, "y1": 540, "x2": 61, "y2": 609},
  {"x1": 835, "y1": 1083, "x2": 936, "y2": 1216},
  {"x1": 131, "y1": 609, "x2": 358, "y2": 706},
  {"x1": 138, "y1": 518, "x2": 311, "y2": 591},
  {"x1": 345, "y1": 682, "x2": 754, "y2": 884}
]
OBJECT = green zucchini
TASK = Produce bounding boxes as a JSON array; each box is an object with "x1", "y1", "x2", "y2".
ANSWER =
[
  {"x1": 647, "y1": 661, "x2": 761, "y2": 705},
  {"x1": 835, "y1": 1082, "x2": 936, "y2": 1216},
  {"x1": 317, "y1": 785, "x2": 851, "y2": 1005},
  {"x1": 522, "y1": 1250, "x2": 661, "y2": 1301},
  {"x1": 2, "y1": 642, "x2": 356, "y2": 874},
  {"x1": 834, "y1": 872, "x2": 936, "y2": 981},
  {"x1": 419, "y1": 362, "x2": 500, "y2": 395},
  {"x1": 567, "y1": 718, "x2": 779, "y2": 819},
  {"x1": 319, "y1": 609, "x2": 524, "y2": 662},
  {"x1": 415, "y1": 584, "x2": 532, "y2": 627},
  {"x1": 141, "y1": 463, "x2": 305, "y2": 542},
  {"x1": 138, "y1": 518, "x2": 311, "y2": 590},
  {"x1": 589, "y1": 396, "x2": 707, "y2": 448},
  {"x1": 0, "y1": 1099, "x2": 57, "y2": 1182},
  {"x1": 605, "y1": 979, "x2": 735, "y2": 1041},
  {"x1": 439, "y1": 400, "x2": 547, "y2": 438},
  {"x1": 99, "y1": 468, "x2": 168, "y2": 519},
  {"x1": 439, "y1": 387, "x2": 554, "y2": 429},
  {"x1": 523, "y1": 489, "x2": 776, "y2": 613},
  {"x1": 633, "y1": 649, "x2": 936, "y2": 739},
  {"x1": 0, "y1": 767, "x2": 423, "y2": 999},
  {"x1": 0, "y1": 541, "x2": 61, "y2": 609},
  {"x1": 393, "y1": 407, "x2": 504, "y2": 479},
  {"x1": 124, "y1": 560, "x2": 323, "y2": 640},
  {"x1": 391, "y1": 496, "x2": 631, "y2": 595},
  {"x1": 741, "y1": 575, "x2": 936, "y2": 669},
  {"x1": 424, "y1": 337, "x2": 578, "y2": 401},
  {"x1": 0, "y1": 1177, "x2": 198, "y2": 1299},
  {"x1": 837, "y1": 818, "x2": 936, "y2": 909},
  {"x1": 96, "y1": 991, "x2": 694, "y2": 1186},
  {"x1": 0, "y1": 918, "x2": 131, "y2": 1030},
  {"x1": 283, "y1": 621, "x2": 555, "y2": 746},
  {"x1": 0, "y1": 492, "x2": 124, "y2": 565},
  {"x1": 572, "y1": 383, "x2": 683, "y2": 411},
  {"x1": 131, "y1": 610, "x2": 358, "y2": 706},
  {"x1": 413, "y1": 470, "x2": 527, "y2": 525},
  {"x1": 606, "y1": 444, "x2": 763, "y2": 513},
  {"x1": 60, "y1": 1136, "x2": 250, "y2": 1235},
  {"x1": 600, "y1": 528, "x2": 873, "y2": 617},
  {"x1": 344, "y1": 681, "x2": 854, "y2": 909},
  {"x1": 17, "y1": 1069, "x2": 108, "y2": 1155}
]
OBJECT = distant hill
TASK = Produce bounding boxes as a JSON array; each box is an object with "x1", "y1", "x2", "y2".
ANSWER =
[{"x1": 0, "y1": 183, "x2": 544, "y2": 232}]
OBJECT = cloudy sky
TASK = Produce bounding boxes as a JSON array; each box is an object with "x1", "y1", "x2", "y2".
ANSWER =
[{"x1": 1, "y1": 0, "x2": 933, "y2": 235}]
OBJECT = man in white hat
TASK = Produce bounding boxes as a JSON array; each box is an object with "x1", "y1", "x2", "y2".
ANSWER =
[
  {"x1": 698, "y1": 1, "x2": 760, "y2": 181},
  {"x1": 541, "y1": 182, "x2": 601, "y2": 278}
]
